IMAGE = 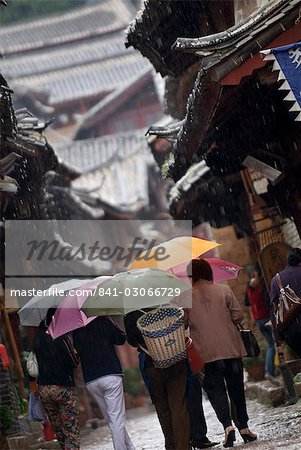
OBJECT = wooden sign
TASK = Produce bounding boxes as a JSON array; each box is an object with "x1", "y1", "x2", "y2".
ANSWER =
[{"x1": 259, "y1": 242, "x2": 290, "y2": 292}]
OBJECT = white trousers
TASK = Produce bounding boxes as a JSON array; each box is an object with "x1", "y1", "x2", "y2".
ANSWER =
[{"x1": 86, "y1": 375, "x2": 135, "y2": 450}]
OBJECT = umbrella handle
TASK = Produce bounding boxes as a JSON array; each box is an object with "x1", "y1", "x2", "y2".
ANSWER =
[{"x1": 107, "y1": 316, "x2": 125, "y2": 332}]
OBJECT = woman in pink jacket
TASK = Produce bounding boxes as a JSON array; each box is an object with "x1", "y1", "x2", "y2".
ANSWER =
[{"x1": 186, "y1": 259, "x2": 257, "y2": 448}]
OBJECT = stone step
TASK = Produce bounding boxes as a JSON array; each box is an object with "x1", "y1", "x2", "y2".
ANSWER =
[
  {"x1": 246, "y1": 380, "x2": 301, "y2": 407},
  {"x1": 30, "y1": 440, "x2": 60, "y2": 450}
]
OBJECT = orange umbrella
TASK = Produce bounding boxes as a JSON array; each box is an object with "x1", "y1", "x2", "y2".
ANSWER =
[{"x1": 130, "y1": 236, "x2": 219, "y2": 271}]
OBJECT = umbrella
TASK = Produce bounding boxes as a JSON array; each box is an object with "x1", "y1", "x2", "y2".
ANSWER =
[
  {"x1": 130, "y1": 236, "x2": 219, "y2": 271},
  {"x1": 18, "y1": 279, "x2": 92, "y2": 326},
  {"x1": 47, "y1": 276, "x2": 112, "y2": 339},
  {"x1": 82, "y1": 268, "x2": 191, "y2": 317},
  {"x1": 170, "y1": 257, "x2": 243, "y2": 284}
]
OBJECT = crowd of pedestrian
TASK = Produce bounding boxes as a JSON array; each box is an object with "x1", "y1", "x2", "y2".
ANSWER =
[{"x1": 30, "y1": 249, "x2": 301, "y2": 450}]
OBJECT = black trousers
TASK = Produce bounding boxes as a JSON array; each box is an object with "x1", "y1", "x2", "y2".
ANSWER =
[
  {"x1": 186, "y1": 373, "x2": 208, "y2": 446},
  {"x1": 283, "y1": 314, "x2": 301, "y2": 357},
  {"x1": 203, "y1": 358, "x2": 249, "y2": 430},
  {"x1": 145, "y1": 360, "x2": 190, "y2": 450}
]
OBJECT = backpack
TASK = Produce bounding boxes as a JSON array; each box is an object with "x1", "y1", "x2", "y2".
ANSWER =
[{"x1": 273, "y1": 273, "x2": 301, "y2": 331}]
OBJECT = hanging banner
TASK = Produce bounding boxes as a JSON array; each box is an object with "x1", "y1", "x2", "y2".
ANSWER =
[{"x1": 261, "y1": 42, "x2": 301, "y2": 121}]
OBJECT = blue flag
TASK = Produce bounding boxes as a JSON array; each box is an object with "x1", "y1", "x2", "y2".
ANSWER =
[{"x1": 262, "y1": 42, "x2": 301, "y2": 121}]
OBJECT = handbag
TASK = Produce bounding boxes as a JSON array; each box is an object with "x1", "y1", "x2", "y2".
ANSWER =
[
  {"x1": 273, "y1": 273, "x2": 301, "y2": 331},
  {"x1": 27, "y1": 351, "x2": 39, "y2": 378},
  {"x1": 185, "y1": 337, "x2": 204, "y2": 373},
  {"x1": 237, "y1": 324, "x2": 260, "y2": 357},
  {"x1": 28, "y1": 392, "x2": 48, "y2": 422}
]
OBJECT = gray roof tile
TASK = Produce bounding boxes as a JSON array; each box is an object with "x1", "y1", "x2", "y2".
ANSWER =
[
  {"x1": 55, "y1": 130, "x2": 146, "y2": 173},
  {"x1": 0, "y1": 0, "x2": 135, "y2": 55},
  {"x1": 1, "y1": 32, "x2": 128, "y2": 79},
  {"x1": 12, "y1": 52, "x2": 150, "y2": 105},
  {"x1": 55, "y1": 130, "x2": 151, "y2": 210}
]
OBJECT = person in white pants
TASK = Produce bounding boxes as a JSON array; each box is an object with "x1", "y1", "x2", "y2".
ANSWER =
[
  {"x1": 73, "y1": 317, "x2": 135, "y2": 450},
  {"x1": 86, "y1": 374, "x2": 134, "y2": 449}
]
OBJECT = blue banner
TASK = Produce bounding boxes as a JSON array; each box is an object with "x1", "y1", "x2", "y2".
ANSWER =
[{"x1": 272, "y1": 42, "x2": 301, "y2": 109}]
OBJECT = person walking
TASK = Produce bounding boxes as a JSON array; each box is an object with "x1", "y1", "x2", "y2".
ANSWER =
[
  {"x1": 124, "y1": 309, "x2": 191, "y2": 450},
  {"x1": 270, "y1": 248, "x2": 301, "y2": 357},
  {"x1": 186, "y1": 258, "x2": 257, "y2": 448},
  {"x1": 186, "y1": 370, "x2": 219, "y2": 449},
  {"x1": 33, "y1": 308, "x2": 80, "y2": 450},
  {"x1": 245, "y1": 264, "x2": 277, "y2": 381},
  {"x1": 73, "y1": 316, "x2": 135, "y2": 450}
]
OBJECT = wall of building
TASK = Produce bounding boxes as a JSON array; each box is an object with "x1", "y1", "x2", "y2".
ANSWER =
[
  {"x1": 99, "y1": 103, "x2": 162, "y2": 136},
  {"x1": 213, "y1": 225, "x2": 255, "y2": 304},
  {"x1": 283, "y1": 218, "x2": 301, "y2": 249}
]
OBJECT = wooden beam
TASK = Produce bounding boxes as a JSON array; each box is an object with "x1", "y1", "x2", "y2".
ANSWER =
[{"x1": 220, "y1": 23, "x2": 301, "y2": 86}]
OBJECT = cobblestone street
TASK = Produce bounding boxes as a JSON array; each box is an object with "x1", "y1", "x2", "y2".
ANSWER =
[{"x1": 81, "y1": 399, "x2": 301, "y2": 450}]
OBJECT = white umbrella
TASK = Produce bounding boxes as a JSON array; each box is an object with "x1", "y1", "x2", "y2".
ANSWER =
[
  {"x1": 18, "y1": 279, "x2": 91, "y2": 326},
  {"x1": 82, "y1": 268, "x2": 191, "y2": 317}
]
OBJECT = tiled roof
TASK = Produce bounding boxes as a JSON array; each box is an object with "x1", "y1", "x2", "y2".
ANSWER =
[
  {"x1": 172, "y1": 0, "x2": 301, "y2": 175},
  {"x1": 55, "y1": 131, "x2": 151, "y2": 210},
  {"x1": 0, "y1": 0, "x2": 135, "y2": 55},
  {"x1": 76, "y1": 66, "x2": 152, "y2": 132},
  {"x1": 1, "y1": 32, "x2": 128, "y2": 79},
  {"x1": 13, "y1": 52, "x2": 150, "y2": 105},
  {"x1": 174, "y1": 0, "x2": 294, "y2": 54},
  {"x1": 55, "y1": 130, "x2": 146, "y2": 173}
]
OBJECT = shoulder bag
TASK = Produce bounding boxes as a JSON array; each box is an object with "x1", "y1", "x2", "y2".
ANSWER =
[
  {"x1": 273, "y1": 273, "x2": 301, "y2": 331},
  {"x1": 27, "y1": 351, "x2": 39, "y2": 378},
  {"x1": 237, "y1": 323, "x2": 260, "y2": 357}
]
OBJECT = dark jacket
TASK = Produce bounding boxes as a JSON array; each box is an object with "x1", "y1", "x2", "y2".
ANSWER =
[
  {"x1": 270, "y1": 265, "x2": 301, "y2": 303},
  {"x1": 33, "y1": 330, "x2": 77, "y2": 387},
  {"x1": 124, "y1": 310, "x2": 153, "y2": 368},
  {"x1": 73, "y1": 317, "x2": 125, "y2": 383},
  {"x1": 270, "y1": 265, "x2": 301, "y2": 342}
]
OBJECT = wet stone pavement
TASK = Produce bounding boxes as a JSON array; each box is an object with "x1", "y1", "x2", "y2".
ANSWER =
[{"x1": 81, "y1": 398, "x2": 301, "y2": 450}]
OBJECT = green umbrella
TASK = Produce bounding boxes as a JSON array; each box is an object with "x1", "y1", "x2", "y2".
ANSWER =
[{"x1": 82, "y1": 268, "x2": 191, "y2": 317}]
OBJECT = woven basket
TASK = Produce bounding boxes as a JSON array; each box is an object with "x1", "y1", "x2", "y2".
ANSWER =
[{"x1": 137, "y1": 307, "x2": 186, "y2": 369}]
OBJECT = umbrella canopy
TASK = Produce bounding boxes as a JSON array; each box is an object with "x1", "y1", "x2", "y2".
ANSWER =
[
  {"x1": 18, "y1": 279, "x2": 92, "y2": 326},
  {"x1": 130, "y1": 236, "x2": 219, "y2": 271},
  {"x1": 170, "y1": 257, "x2": 243, "y2": 284},
  {"x1": 47, "y1": 276, "x2": 112, "y2": 339},
  {"x1": 82, "y1": 268, "x2": 191, "y2": 317}
]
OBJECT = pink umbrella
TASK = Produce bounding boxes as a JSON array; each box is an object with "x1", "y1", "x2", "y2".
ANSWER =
[
  {"x1": 170, "y1": 258, "x2": 243, "y2": 284},
  {"x1": 47, "y1": 276, "x2": 112, "y2": 339}
]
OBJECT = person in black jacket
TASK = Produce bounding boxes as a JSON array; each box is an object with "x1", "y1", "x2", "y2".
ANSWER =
[
  {"x1": 33, "y1": 308, "x2": 80, "y2": 450},
  {"x1": 73, "y1": 316, "x2": 135, "y2": 450}
]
